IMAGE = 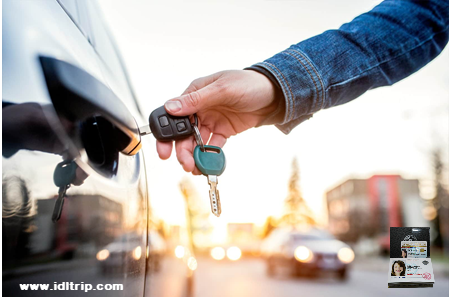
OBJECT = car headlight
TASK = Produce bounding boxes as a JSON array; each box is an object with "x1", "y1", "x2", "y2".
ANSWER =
[
  {"x1": 175, "y1": 245, "x2": 185, "y2": 259},
  {"x1": 132, "y1": 246, "x2": 142, "y2": 260},
  {"x1": 96, "y1": 249, "x2": 110, "y2": 261},
  {"x1": 211, "y1": 247, "x2": 226, "y2": 260},
  {"x1": 294, "y1": 246, "x2": 314, "y2": 263},
  {"x1": 337, "y1": 247, "x2": 354, "y2": 263},
  {"x1": 226, "y1": 246, "x2": 242, "y2": 261}
]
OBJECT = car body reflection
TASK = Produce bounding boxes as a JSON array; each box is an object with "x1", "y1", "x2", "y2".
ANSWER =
[
  {"x1": 3, "y1": 1, "x2": 194, "y2": 296},
  {"x1": 146, "y1": 230, "x2": 166, "y2": 272},
  {"x1": 97, "y1": 232, "x2": 143, "y2": 275}
]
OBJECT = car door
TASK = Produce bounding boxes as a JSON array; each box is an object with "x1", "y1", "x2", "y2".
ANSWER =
[
  {"x1": 3, "y1": 1, "x2": 147, "y2": 296},
  {"x1": 81, "y1": 2, "x2": 196, "y2": 297}
]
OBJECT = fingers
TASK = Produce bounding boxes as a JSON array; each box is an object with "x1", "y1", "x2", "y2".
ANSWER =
[
  {"x1": 165, "y1": 73, "x2": 227, "y2": 117},
  {"x1": 156, "y1": 130, "x2": 227, "y2": 176},
  {"x1": 156, "y1": 141, "x2": 173, "y2": 160},
  {"x1": 164, "y1": 84, "x2": 217, "y2": 116},
  {"x1": 175, "y1": 138, "x2": 196, "y2": 172},
  {"x1": 181, "y1": 75, "x2": 217, "y2": 95},
  {"x1": 175, "y1": 125, "x2": 211, "y2": 173},
  {"x1": 208, "y1": 133, "x2": 227, "y2": 148},
  {"x1": 159, "y1": 72, "x2": 230, "y2": 171},
  {"x1": 72, "y1": 166, "x2": 88, "y2": 186}
]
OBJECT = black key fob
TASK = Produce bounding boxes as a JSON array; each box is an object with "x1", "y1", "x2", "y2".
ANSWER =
[{"x1": 149, "y1": 106, "x2": 194, "y2": 141}]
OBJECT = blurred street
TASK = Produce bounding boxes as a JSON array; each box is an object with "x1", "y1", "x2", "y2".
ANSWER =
[{"x1": 195, "y1": 257, "x2": 449, "y2": 297}]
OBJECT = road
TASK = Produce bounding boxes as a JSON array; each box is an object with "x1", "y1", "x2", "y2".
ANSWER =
[
  {"x1": 4, "y1": 257, "x2": 447, "y2": 297},
  {"x1": 194, "y1": 257, "x2": 449, "y2": 297}
]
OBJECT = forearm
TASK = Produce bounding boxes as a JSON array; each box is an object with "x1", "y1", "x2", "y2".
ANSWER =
[{"x1": 252, "y1": 0, "x2": 449, "y2": 134}]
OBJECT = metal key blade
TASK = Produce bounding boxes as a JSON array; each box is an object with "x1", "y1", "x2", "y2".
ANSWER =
[
  {"x1": 139, "y1": 125, "x2": 152, "y2": 136},
  {"x1": 208, "y1": 175, "x2": 221, "y2": 217},
  {"x1": 52, "y1": 185, "x2": 69, "y2": 222}
]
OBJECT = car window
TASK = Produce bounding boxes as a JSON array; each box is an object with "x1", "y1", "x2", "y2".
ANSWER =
[
  {"x1": 83, "y1": 1, "x2": 142, "y2": 118},
  {"x1": 57, "y1": 0, "x2": 91, "y2": 41}
]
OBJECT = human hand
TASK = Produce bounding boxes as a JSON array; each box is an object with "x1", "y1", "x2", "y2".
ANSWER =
[{"x1": 156, "y1": 70, "x2": 279, "y2": 174}]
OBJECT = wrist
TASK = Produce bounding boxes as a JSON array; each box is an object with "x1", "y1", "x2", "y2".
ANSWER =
[{"x1": 244, "y1": 68, "x2": 286, "y2": 126}]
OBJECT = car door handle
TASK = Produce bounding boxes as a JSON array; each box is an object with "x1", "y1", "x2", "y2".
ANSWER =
[{"x1": 39, "y1": 56, "x2": 141, "y2": 155}]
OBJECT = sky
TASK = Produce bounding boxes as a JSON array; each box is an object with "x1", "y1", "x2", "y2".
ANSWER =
[{"x1": 97, "y1": 0, "x2": 449, "y2": 230}]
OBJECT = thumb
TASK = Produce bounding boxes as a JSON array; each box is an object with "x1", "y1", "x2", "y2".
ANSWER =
[{"x1": 164, "y1": 84, "x2": 221, "y2": 116}]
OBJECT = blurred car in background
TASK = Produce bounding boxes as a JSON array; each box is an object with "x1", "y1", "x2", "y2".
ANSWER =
[
  {"x1": 97, "y1": 232, "x2": 144, "y2": 275},
  {"x1": 2, "y1": 1, "x2": 193, "y2": 296},
  {"x1": 209, "y1": 246, "x2": 242, "y2": 261},
  {"x1": 260, "y1": 228, "x2": 355, "y2": 280}
]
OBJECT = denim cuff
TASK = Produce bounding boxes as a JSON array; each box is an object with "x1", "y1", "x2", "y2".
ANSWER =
[{"x1": 251, "y1": 48, "x2": 325, "y2": 134}]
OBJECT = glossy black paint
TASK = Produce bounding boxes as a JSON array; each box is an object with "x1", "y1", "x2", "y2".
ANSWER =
[{"x1": 3, "y1": 1, "x2": 194, "y2": 297}]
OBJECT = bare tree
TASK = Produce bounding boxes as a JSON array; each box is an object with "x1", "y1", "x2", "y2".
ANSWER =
[
  {"x1": 179, "y1": 177, "x2": 210, "y2": 252},
  {"x1": 280, "y1": 158, "x2": 316, "y2": 227},
  {"x1": 261, "y1": 216, "x2": 277, "y2": 238},
  {"x1": 430, "y1": 147, "x2": 448, "y2": 248}
]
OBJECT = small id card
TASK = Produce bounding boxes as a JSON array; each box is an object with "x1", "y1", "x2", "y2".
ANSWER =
[
  {"x1": 401, "y1": 241, "x2": 427, "y2": 258},
  {"x1": 388, "y1": 258, "x2": 434, "y2": 283}
]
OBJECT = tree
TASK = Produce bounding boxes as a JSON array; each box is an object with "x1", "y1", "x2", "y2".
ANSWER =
[
  {"x1": 179, "y1": 177, "x2": 211, "y2": 251},
  {"x1": 430, "y1": 147, "x2": 447, "y2": 248},
  {"x1": 261, "y1": 216, "x2": 277, "y2": 238},
  {"x1": 280, "y1": 158, "x2": 316, "y2": 227}
]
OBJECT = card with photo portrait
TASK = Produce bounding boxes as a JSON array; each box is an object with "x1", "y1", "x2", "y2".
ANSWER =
[{"x1": 388, "y1": 258, "x2": 434, "y2": 287}]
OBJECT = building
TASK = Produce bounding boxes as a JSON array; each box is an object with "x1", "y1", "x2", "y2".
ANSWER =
[
  {"x1": 326, "y1": 175, "x2": 428, "y2": 243},
  {"x1": 30, "y1": 194, "x2": 123, "y2": 257}
]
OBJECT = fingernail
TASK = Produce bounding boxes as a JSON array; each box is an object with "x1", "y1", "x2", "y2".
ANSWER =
[{"x1": 165, "y1": 100, "x2": 182, "y2": 112}]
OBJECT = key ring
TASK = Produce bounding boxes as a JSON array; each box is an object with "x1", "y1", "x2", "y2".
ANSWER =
[
  {"x1": 193, "y1": 113, "x2": 199, "y2": 127},
  {"x1": 192, "y1": 114, "x2": 205, "y2": 152}
]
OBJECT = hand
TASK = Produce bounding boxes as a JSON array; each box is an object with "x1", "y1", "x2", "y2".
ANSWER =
[{"x1": 156, "y1": 70, "x2": 279, "y2": 174}]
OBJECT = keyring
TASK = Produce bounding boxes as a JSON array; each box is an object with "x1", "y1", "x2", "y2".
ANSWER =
[
  {"x1": 192, "y1": 114, "x2": 205, "y2": 151},
  {"x1": 193, "y1": 113, "x2": 199, "y2": 127}
]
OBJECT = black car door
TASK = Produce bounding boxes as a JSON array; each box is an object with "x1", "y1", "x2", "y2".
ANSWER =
[{"x1": 3, "y1": 1, "x2": 147, "y2": 296}]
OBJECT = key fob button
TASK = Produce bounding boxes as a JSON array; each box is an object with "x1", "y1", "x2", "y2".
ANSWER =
[
  {"x1": 176, "y1": 122, "x2": 186, "y2": 132},
  {"x1": 158, "y1": 116, "x2": 169, "y2": 127},
  {"x1": 160, "y1": 125, "x2": 173, "y2": 137}
]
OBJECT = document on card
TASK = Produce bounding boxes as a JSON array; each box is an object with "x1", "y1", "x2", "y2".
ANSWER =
[{"x1": 401, "y1": 241, "x2": 427, "y2": 258}]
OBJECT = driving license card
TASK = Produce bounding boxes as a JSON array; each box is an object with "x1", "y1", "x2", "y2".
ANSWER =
[
  {"x1": 405, "y1": 258, "x2": 434, "y2": 281},
  {"x1": 388, "y1": 258, "x2": 434, "y2": 283},
  {"x1": 401, "y1": 241, "x2": 427, "y2": 258}
]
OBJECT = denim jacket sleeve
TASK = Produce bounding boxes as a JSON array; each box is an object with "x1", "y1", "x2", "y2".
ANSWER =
[{"x1": 251, "y1": 0, "x2": 449, "y2": 134}]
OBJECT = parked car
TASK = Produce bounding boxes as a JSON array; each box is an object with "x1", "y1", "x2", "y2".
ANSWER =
[
  {"x1": 97, "y1": 232, "x2": 144, "y2": 275},
  {"x1": 260, "y1": 228, "x2": 355, "y2": 280},
  {"x1": 2, "y1": 1, "x2": 193, "y2": 296}
]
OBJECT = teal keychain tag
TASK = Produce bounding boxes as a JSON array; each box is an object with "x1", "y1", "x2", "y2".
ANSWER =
[{"x1": 193, "y1": 145, "x2": 226, "y2": 176}]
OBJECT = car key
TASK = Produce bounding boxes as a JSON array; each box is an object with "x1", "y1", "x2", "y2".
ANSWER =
[
  {"x1": 140, "y1": 106, "x2": 194, "y2": 141},
  {"x1": 52, "y1": 160, "x2": 77, "y2": 222},
  {"x1": 193, "y1": 145, "x2": 226, "y2": 217}
]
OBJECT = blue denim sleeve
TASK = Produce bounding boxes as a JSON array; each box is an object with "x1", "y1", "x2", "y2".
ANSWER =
[{"x1": 252, "y1": 0, "x2": 449, "y2": 134}]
